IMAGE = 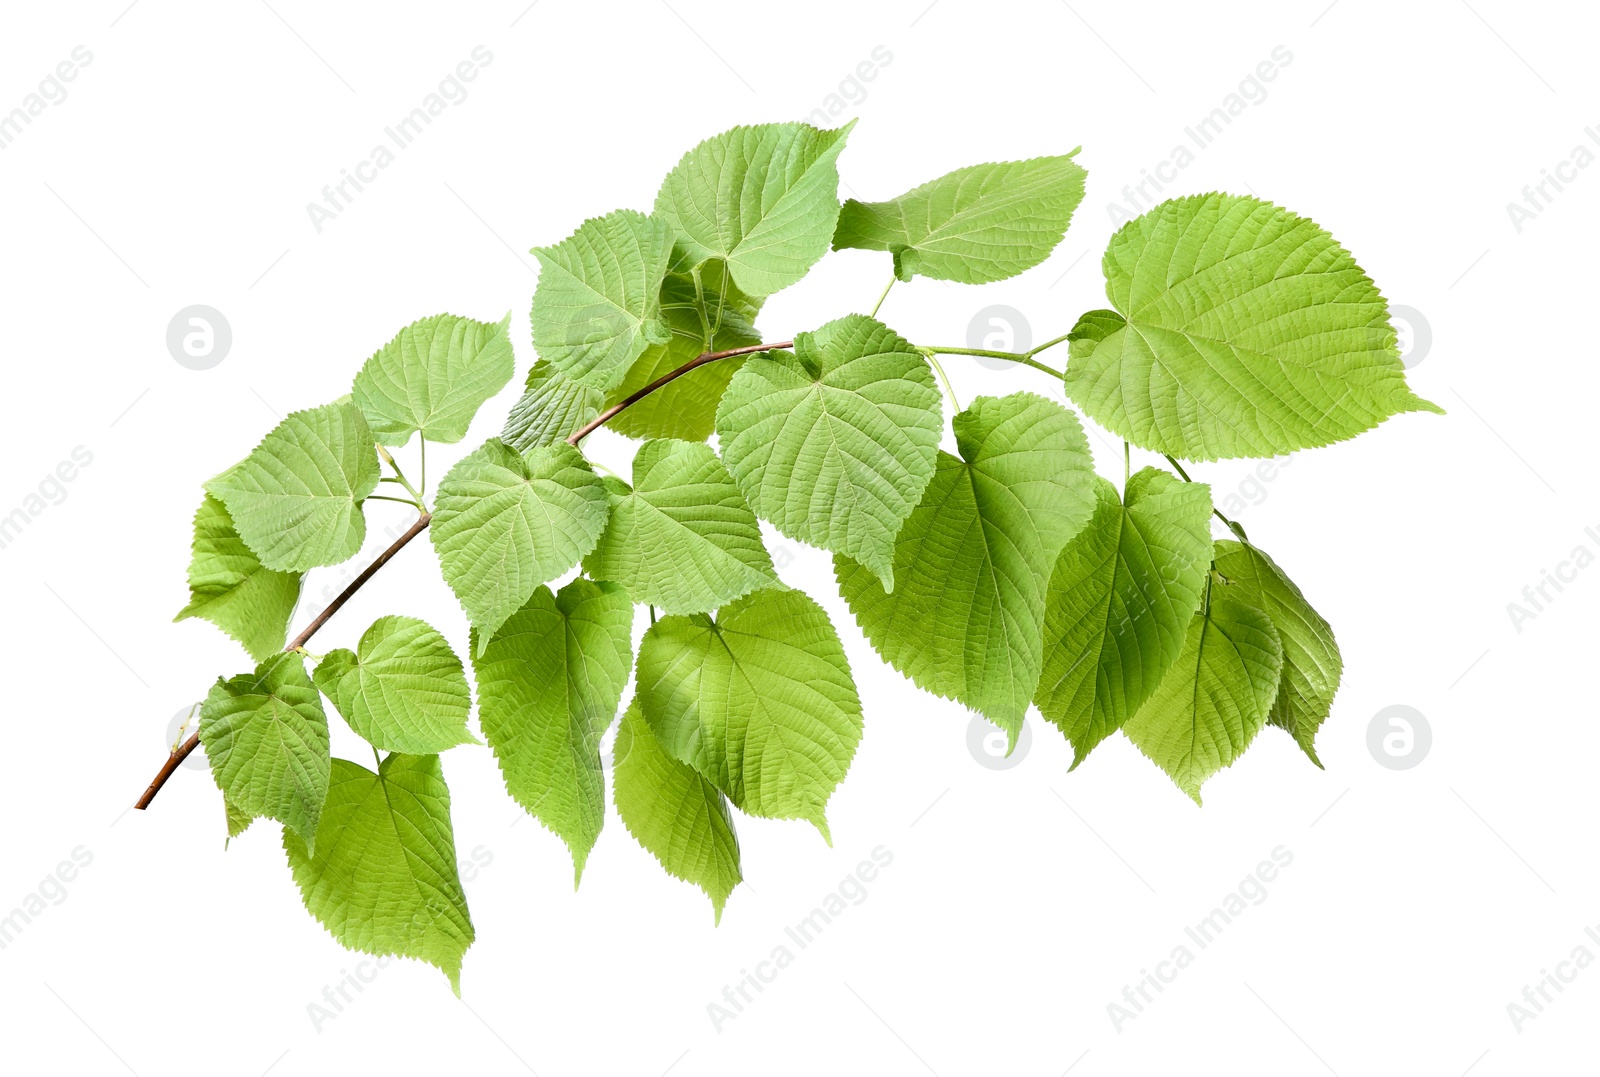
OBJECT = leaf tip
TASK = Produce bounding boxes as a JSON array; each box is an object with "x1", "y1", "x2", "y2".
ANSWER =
[{"x1": 813, "y1": 815, "x2": 833, "y2": 847}]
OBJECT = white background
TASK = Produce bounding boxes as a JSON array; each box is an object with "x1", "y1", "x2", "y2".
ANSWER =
[{"x1": 0, "y1": 0, "x2": 1592, "y2": 1073}]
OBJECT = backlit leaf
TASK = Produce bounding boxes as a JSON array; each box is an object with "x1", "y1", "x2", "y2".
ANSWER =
[
  {"x1": 430, "y1": 438, "x2": 609, "y2": 653},
  {"x1": 833, "y1": 152, "x2": 1087, "y2": 283},
  {"x1": 206, "y1": 402, "x2": 381, "y2": 572},
  {"x1": 1122, "y1": 593, "x2": 1283, "y2": 803},
  {"x1": 583, "y1": 439, "x2": 776, "y2": 614},
  {"x1": 836, "y1": 393, "x2": 1096, "y2": 744},
  {"x1": 175, "y1": 493, "x2": 303, "y2": 662},
  {"x1": 716, "y1": 314, "x2": 941, "y2": 589},
  {"x1": 613, "y1": 701, "x2": 741, "y2": 922},
  {"x1": 198, "y1": 652, "x2": 330, "y2": 852},
  {"x1": 471, "y1": 579, "x2": 633, "y2": 882},
  {"x1": 635, "y1": 588, "x2": 861, "y2": 840},
  {"x1": 352, "y1": 313, "x2": 516, "y2": 446},
  {"x1": 312, "y1": 616, "x2": 477, "y2": 755},
  {"x1": 654, "y1": 121, "x2": 854, "y2": 296},
  {"x1": 1213, "y1": 540, "x2": 1341, "y2": 766},
  {"x1": 284, "y1": 753, "x2": 474, "y2": 993},
  {"x1": 1064, "y1": 193, "x2": 1442, "y2": 460},
  {"x1": 1036, "y1": 470, "x2": 1213, "y2": 767}
]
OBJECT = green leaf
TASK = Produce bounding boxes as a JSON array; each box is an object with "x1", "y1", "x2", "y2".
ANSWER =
[
  {"x1": 613, "y1": 701, "x2": 741, "y2": 922},
  {"x1": 174, "y1": 493, "x2": 303, "y2": 662},
  {"x1": 500, "y1": 360, "x2": 604, "y2": 452},
  {"x1": 224, "y1": 795, "x2": 253, "y2": 843},
  {"x1": 582, "y1": 439, "x2": 776, "y2": 614},
  {"x1": 635, "y1": 588, "x2": 861, "y2": 840},
  {"x1": 284, "y1": 753, "x2": 474, "y2": 994},
  {"x1": 1036, "y1": 470, "x2": 1214, "y2": 767},
  {"x1": 833, "y1": 152, "x2": 1087, "y2": 283},
  {"x1": 198, "y1": 652, "x2": 330, "y2": 852},
  {"x1": 602, "y1": 257, "x2": 763, "y2": 442},
  {"x1": 654, "y1": 121, "x2": 855, "y2": 296},
  {"x1": 1064, "y1": 192, "x2": 1443, "y2": 461},
  {"x1": 470, "y1": 579, "x2": 634, "y2": 883},
  {"x1": 311, "y1": 616, "x2": 477, "y2": 755},
  {"x1": 1122, "y1": 593, "x2": 1284, "y2": 804},
  {"x1": 430, "y1": 438, "x2": 610, "y2": 654},
  {"x1": 836, "y1": 393, "x2": 1096, "y2": 744},
  {"x1": 715, "y1": 314, "x2": 942, "y2": 590},
  {"x1": 531, "y1": 209, "x2": 676, "y2": 390},
  {"x1": 1213, "y1": 540, "x2": 1341, "y2": 766},
  {"x1": 351, "y1": 312, "x2": 516, "y2": 446},
  {"x1": 205, "y1": 402, "x2": 381, "y2": 572}
]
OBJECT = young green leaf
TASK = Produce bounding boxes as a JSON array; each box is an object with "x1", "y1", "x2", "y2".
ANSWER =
[
  {"x1": 654, "y1": 121, "x2": 855, "y2": 297},
  {"x1": 833, "y1": 152, "x2": 1087, "y2": 283},
  {"x1": 500, "y1": 360, "x2": 604, "y2": 452},
  {"x1": 582, "y1": 439, "x2": 776, "y2": 614},
  {"x1": 284, "y1": 753, "x2": 475, "y2": 994},
  {"x1": 602, "y1": 258, "x2": 763, "y2": 442},
  {"x1": 715, "y1": 314, "x2": 942, "y2": 590},
  {"x1": 198, "y1": 652, "x2": 330, "y2": 852},
  {"x1": 1122, "y1": 594, "x2": 1284, "y2": 804},
  {"x1": 430, "y1": 438, "x2": 610, "y2": 654},
  {"x1": 351, "y1": 312, "x2": 516, "y2": 446},
  {"x1": 531, "y1": 209, "x2": 676, "y2": 390},
  {"x1": 836, "y1": 393, "x2": 1096, "y2": 745},
  {"x1": 1064, "y1": 192, "x2": 1443, "y2": 461},
  {"x1": 1036, "y1": 470, "x2": 1214, "y2": 768},
  {"x1": 311, "y1": 615, "x2": 477, "y2": 755},
  {"x1": 613, "y1": 701, "x2": 741, "y2": 923},
  {"x1": 205, "y1": 402, "x2": 381, "y2": 572},
  {"x1": 635, "y1": 588, "x2": 862, "y2": 841},
  {"x1": 1213, "y1": 540, "x2": 1341, "y2": 766},
  {"x1": 471, "y1": 579, "x2": 634, "y2": 884},
  {"x1": 175, "y1": 493, "x2": 303, "y2": 662}
]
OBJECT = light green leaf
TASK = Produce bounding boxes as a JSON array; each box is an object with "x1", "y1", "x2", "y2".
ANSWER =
[
  {"x1": 613, "y1": 701, "x2": 741, "y2": 922},
  {"x1": 351, "y1": 312, "x2": 516, "y2": 446},
  {"x1": 715, "y1": 314, "x2": 941, "y2": 590},
  {"x1": 284, "y1": 753, "x2": 474, "y2": 994},
  {"x1": 654, "y1": 121, "x2": 854, "y2": 296},
  {"x1": 1122, "y1": 594, "x2": 1284, "y2": 804},
  {"x1": 205, "y1": 402, "x2": 381, "y2": 572},
  {"x1": 832, "y1": 152, "x2": 1087, "y2": 283},
  {"x1": 1035, "y1": 470, "x2": 1213, "y2": 768},
  {"x1": 836, "y1": 393, "x2": 1096, "y2": 744},
  {"x1": 602, "y1": 257, "x2": 763, "y2": 442},
  {"x1": 175, "y1": 493, "x2": 303, "y2": 662},
  {"x1": 582, "y1": 439, "x2": 776, "y2": 614},
  {"x1": 430, "y1": 438, "x2": 610, "y2": 653},
  {"x1": 471, "y1": 579, "x2": 633, "y2": 883},
  {"x1": 1214, "y1": 540, "x2": 1341, "y2": 766},
  {"x1": 311, "y1": 616, "x2": 477, "y2": 755},
  {"x1": 500, "y1": 360, "x2": 604, "y2": 452},
  {"x1": 198, "y1": 652, "x2": 330, "y2": 852},
  {"x1": 532, "y1": 209, "x2": 675, "y2": 390},
  {"x1": 1064, "y1": 192, "x2": 1442, "y2": 461},
  {"x1": 636, "y1": 588, "x2": 861, "y2": 840},
  {"x1": 224, "y1": 795, "x2": 253, "y2": 843}
]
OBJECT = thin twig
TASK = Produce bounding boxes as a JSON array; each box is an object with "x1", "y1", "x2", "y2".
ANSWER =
[
  {"x1": 134, "y1": 512, "x2": 433, "y2": 810},
  {"x1": 567, "y1": 340, "x2": 793, "y2": 444},
  {"x1": 921, "y1": 346, "x2": 1065, "y2": 380}
]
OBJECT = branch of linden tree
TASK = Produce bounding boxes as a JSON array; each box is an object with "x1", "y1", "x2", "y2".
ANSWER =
[{"x1": 135, "y1": 329, "x2": 1079, "y2": 811}]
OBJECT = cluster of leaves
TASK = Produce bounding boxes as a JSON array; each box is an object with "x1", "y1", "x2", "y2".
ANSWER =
[{"x1": 170, "y1": 120, "x2": 1438, "y2": 992}]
